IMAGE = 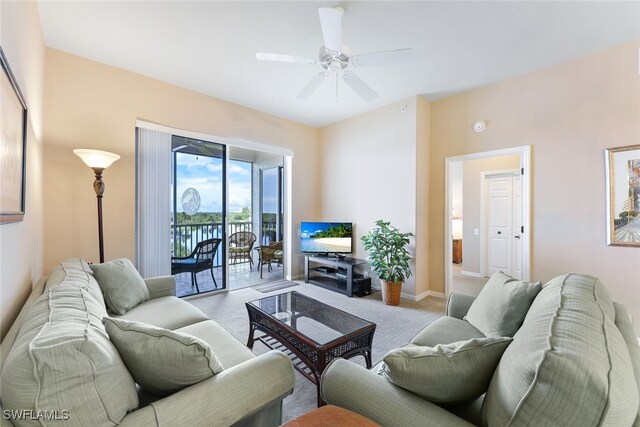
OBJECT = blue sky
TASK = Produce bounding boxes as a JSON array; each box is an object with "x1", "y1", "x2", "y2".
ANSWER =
[{"x1": 176, "y1": 153, "x2": 251, "y2": 213}]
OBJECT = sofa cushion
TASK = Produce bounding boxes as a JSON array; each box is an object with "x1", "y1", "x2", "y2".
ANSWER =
[
  {"x1": 613, "y1": 302, "x2": 640, "y2": 426},
  {"x1": 465, "y1": 271, "x2": 541, "y2": 337},
  {"x1": 381, "y1": 337, "x2": 512, "y2": 403},
  {"x1": 103, "y1": 317, "x2": 224, "y2": 396},
  {"x1": 1, "y1": 286, "x2": 138, "y2": 427},
  {"x1": 90, "y1": 258, "x2": 150, "y2": 315},
  {"x1": 44, "y1": 258, "x2": 105, "y2": 305},
  {"x1": 482, "y1": 273, "x2": 639, "y2": 427},
  {"x1": 175, "y1": 320, "x2": 255, "y2": 369},
  {"x1": 115, "y1": 296, "x2": 209, "y2": 330},
  {"x1": 410, "y1": 316, "x2": 485, "y2": 347}
]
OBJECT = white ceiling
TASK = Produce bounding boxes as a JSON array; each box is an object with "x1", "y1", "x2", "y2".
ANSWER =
[{"x1": 38, "y1": 1, "x2": 640, "y2": 128}]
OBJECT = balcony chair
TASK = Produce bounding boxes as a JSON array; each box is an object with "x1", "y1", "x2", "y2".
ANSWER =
[
  {"x1": 171, "y1": 238, "x2": 221, "y2": 293},
  {"x1": 229, "y1": 231, "x2": 257, "y2": 267},
  {"x1": 258, "y1": 241, "x2": 284, "y2": 279}
]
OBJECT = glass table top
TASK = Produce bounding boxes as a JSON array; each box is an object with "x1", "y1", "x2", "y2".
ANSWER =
[{"x1": 248, "y1": 291, "x2": 374, "y2": 345}]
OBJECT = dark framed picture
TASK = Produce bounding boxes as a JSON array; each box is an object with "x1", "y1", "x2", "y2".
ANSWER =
[
  {"x1": 0, "y1": 46, "x2": 28, "y2": 224},
  {"x1": 605, "y1": 144, "x2": 640, "y2": 246}
]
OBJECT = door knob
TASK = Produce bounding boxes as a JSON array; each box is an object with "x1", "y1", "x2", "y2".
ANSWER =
[{"x1": 497, "y1": 231, "x2": 502, "y2": 235}]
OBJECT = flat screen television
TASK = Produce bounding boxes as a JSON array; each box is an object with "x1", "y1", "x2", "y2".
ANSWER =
[{"x1": 300, "y1": 222, "x2": 353, "y2": 255}]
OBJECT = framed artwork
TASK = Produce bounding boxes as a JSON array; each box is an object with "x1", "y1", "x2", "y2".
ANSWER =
[
  {"x1": 605, "y1": 144, "x2": 640, "y2": 246},
  {"x1": 0, "y1": 46, "x2": 28, "y2": 224}
]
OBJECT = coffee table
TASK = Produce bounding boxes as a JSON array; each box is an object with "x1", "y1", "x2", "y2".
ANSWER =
[{"x1": 246, "y1": 291, "x2": 376, "y2": 406}]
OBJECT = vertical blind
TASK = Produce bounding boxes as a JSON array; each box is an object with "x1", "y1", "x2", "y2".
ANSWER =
[{"x1": 136, "y1": 128, "x2": 172, "y2": 278}]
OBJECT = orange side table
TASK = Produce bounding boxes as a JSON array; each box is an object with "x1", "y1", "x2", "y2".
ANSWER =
[{"x1": 282, "y1": 405, "x2": 380, "y2": 427}]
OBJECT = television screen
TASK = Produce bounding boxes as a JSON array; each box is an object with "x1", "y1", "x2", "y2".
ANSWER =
[{"x1": 300, "y1": 222, "x2": 352, "y2": 254}]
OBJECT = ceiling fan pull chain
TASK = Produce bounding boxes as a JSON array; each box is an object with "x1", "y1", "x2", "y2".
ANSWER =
[{"x1": 335, "y1": 73, "x2": 339, "y2": 102}]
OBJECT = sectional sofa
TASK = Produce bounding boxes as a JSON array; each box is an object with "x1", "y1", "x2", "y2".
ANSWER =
[
  {"x1": 321, "y1": 273, "x2": 640, "y2": 426},
  {"x1": 0, "y1": 259, "x2": 295, "y2": 427}
]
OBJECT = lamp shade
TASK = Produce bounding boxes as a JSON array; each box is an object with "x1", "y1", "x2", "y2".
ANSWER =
[
  {"x1": 452, "y1": 218, "x2": 463, "y2": 240},
  {"x1": 73, "y1": 149, "x2": 120, "y2": 169}
]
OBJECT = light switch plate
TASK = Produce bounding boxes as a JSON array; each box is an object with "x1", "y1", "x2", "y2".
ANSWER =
[{"x1": 473, "y1": 228, "x2": 480, "y2": 236}]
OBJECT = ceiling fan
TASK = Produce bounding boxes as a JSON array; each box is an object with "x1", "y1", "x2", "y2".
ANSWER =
[{"x1": 256, "y1": 6, "x2": 413, "y2": 102}]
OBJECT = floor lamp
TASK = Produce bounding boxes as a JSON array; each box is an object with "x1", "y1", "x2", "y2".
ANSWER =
[{"x1": 73, "y1": 149, "x2": 120, "y2": 264}]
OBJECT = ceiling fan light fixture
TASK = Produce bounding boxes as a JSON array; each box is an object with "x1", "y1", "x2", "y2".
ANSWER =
[{"x1": 327, "y1": 59, "x2": 343, "y2": 73}]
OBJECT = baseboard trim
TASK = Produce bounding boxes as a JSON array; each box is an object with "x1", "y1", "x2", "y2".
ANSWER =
[
  {"x1": 426, "y1": 291, "x2": 446, "y2": 299},
  {"x1": 400, "y1": 291, "x2": 418, "y2": 301},
  {"x1": 399, "y1": 290, "x2": 446, "y2": 301},
  {"x1": 461, "y1": 271, "x2": 482, "y2": 278},
  {"x1": 287, "y1": 274, "x2": 304, "y2": 281}
]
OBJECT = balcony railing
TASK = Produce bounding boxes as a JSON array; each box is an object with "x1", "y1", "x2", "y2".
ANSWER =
[{"x1": 171, "y1": 221, "x2": 278, "y2": 267}]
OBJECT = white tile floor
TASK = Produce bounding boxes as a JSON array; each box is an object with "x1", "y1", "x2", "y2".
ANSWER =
[{"x1": 174, "y1": 261, "x2": 284, "y2": 297}]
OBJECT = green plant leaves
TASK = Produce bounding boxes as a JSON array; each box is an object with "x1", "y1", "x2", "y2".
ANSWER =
[{"x1": 361, "y1": 220, "x2": 413, "y2": 282}]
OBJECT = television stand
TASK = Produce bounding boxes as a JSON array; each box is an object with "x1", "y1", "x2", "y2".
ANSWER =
[{"x1": 304, "y1": 255, "x2": 369, "y2": 297}]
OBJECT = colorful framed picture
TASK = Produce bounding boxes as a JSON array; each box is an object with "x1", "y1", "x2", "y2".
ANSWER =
[
  {"x1": 605, "y1": 144, "x2": 640, "y2": 246},
  {"x1": 0, "y1": 46, "x2": 28, "y2": 224}
]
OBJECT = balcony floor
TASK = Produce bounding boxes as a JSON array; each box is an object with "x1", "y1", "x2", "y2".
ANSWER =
[{"x1": 174, "y1": 261, "x2": 284, "y2": 297}]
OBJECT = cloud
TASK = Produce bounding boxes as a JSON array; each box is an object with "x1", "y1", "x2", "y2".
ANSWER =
[
  {"x1": 175, "y1": 156, "x2": 253, "y2": 214},
  {"x1": 229, "y1": 162, "x2": 251, "y2": 176}
]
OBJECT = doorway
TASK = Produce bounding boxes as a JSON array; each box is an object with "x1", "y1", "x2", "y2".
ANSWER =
[
  {"x1": 444, "y1": 146, "x2": 531, "y2": 297},
  {"x1": 227, "y1": 147, "x2": 285, "y2": 290},
  {"x1": 136, "y1": 123, "x2": 292, "y2": 297}
]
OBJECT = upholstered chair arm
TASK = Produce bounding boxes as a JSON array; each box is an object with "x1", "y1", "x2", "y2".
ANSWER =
[
  {"x1": 144, "y1": 276, "x2": 176, "y2": 299},
  {"x1": 446, "y1": 293, "x2": 477, "y2": 320},
  {"x1": 149, "y1": 351, "x2": 295, "y2": 426},
  {"x1": 321, "y1": 359, "x2": 473, "y2": 427}
]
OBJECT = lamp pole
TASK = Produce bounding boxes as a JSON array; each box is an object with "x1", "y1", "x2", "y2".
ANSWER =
[
  {"x1": 73, "y1": 149, "x2": 120, "y2": 264},
  {"x1": 92, "y1": 167, "x2": 106, "y2": 263}
]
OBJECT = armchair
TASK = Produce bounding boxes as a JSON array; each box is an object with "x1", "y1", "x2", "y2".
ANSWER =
[
  {"x1": 229, "y1": 231, "x2": 257, "y2": 267},
  {"x1": 171, "y1": 238, "x2": 221, "y2": 293},
  {"x1": 258, "y1": 241, "x2": 283, "y2": 279}
]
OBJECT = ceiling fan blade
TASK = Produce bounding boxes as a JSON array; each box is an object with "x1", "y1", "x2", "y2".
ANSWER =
[
  {"x1": 318, "y1": 7, "x2": 343, "y2": 52},
  {"x1": 297, "y1": 72, "x2": 328, "y2": 100},
  {"x1": 256, "y1": 52, "x2": 317, "y2": 64},
  {"x1": 342, "y1": 72, "x2": 378, "y2": 102},
  {"x1": 350, "y1": 48, "x2": 414, "y2": 67}
]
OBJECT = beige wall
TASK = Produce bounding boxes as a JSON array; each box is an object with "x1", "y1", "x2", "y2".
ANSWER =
[
  {"x1": 0, "y1": 1, "x2": 45, "y2": 340},
  {"x1": 461, "y1": 155, "x2": 520, "y2": 274},
  {"x1": 318, "y1": 98, "x2": 421, "y2": 296},
  {"x1": 43, "y1": 49, "x2": 319, "y2": 278},
  {"x1": 415, "y1": 97, "x2": 431, "y2": 296},
  {"x1": 429, "y1": 40, "x2": 640, "y2": 333}
]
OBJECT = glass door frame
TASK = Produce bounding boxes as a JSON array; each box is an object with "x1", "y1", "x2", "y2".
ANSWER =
[
  {"x1": 259, "y1": 166, "x2": 284, "y2": 246},
  {"x1": 171, "y1": 137, "x2": 227, "y2": 296}
]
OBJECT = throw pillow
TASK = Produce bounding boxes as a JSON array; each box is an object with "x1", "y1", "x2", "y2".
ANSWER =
[
  {"x1": 90, "y1": 258, "x2": 150, "y2": 315},
  {"x1": 103, "y1": 317, "x2": 224, "y2": 396},
  {"x1": 381, "y1": 337, "x2": 513, "y2": 403},
  {"x1": 464, "y1": 271, "x2": 541, "y2": 337}
]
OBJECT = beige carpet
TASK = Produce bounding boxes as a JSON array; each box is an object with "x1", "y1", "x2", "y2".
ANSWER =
[{"x1": 186, "y1": 281, "x2": 444, "y2": 422}]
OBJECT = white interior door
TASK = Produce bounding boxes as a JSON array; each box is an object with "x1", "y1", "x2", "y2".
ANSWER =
[
  {"x1": 512, "y1": 176, "x2": 522, "y2": 279},
  {"x1": 487, "y1": 177, "x2": 513, "y2": 276},
  {"x1": 486, "y1": 173, "x2": 522, "y2": 278}
]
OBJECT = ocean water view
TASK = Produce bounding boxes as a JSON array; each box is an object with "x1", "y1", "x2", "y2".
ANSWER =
[{"x1": 301, "y1": 237, "x2": 351, "y2": 253}]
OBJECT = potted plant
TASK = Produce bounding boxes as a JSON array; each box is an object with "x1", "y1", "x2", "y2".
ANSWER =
[{"x1": 361, "y1": 220, "x2": 413, "y2": 306}]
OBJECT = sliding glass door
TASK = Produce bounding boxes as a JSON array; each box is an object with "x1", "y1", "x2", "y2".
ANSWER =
[
  {"x1": 171, "y1": 136, "x2": 226, "y2": 297},
  {"x1": 137, "y1": 128, "x2": 290, "y2": 295}
]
